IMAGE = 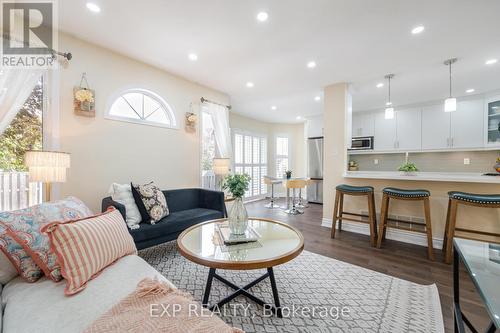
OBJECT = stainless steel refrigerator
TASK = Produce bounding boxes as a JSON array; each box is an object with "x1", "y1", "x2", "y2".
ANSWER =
[{"x1": 307, "y1": 137, "x2": 323, "y2": 204}]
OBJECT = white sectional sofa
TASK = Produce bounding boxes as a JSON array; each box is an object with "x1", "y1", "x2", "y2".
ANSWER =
[{"x1": 1, "y1": 255, "x2": 173, "y2": 333}]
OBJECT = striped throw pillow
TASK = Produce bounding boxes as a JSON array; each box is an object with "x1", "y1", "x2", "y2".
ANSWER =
[{"x1": 42, "y1": 208, "x2": 137, "y2": 295}]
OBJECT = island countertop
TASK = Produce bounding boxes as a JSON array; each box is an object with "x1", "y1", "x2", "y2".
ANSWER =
[{"x1": 344, "y1": 171, "x2": 500, "y2": 184}]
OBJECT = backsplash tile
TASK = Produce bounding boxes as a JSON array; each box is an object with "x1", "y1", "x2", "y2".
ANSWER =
[{"x1": 348, "y1": 151, "x2": 500, "y2": 173}]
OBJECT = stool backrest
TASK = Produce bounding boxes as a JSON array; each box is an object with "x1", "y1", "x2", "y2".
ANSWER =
[{"x1": 285, "y1": 179, "x2": 307, "y2": 189}]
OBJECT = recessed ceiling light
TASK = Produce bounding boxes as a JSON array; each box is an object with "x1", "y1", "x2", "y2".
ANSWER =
[
  {"x1": 486, "y1": 58, "x2": 498, "y2": 65},
  {"x1": 314, "y1": 96, "x2": 321, "y2": 101},
  {"x1": 271, "y1": 106, "x2": 277, "y2": 110},
  {"x1": 411, "y1": 26, "x2": 425, "y2": 34},
  {"x1": 466, "y1": 88, "x2": 475, "y2": 93},
  {"x1": 376, "y1": 83, "x2": 384, "y2": 88},
  {"x1": 296, "y1": 116, "x2": 303, "y2": 120},
  {"x1": 188, "y1": 53, "x2": 198, "y2": 61},
  {"x1": 246, "y1": 82, "x2": 254, "y2": 88},
  {"x1": 256, "y1": 12, "x2": 268, "y2": 22},
  {"x1": 86, "y1": 2, "x2": 101, "y2": 13},
  {"x1": 307, "y1": 61, "x2": 316, "y2": 69}
]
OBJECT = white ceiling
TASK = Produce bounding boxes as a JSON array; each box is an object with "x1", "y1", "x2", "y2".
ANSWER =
[{"x1": 59, "y1": 0, "x2": 500, "y2": 122}]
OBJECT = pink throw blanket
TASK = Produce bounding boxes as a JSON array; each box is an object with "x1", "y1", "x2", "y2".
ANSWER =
[{"x1": 84, "y1": 278, "x2": 243, "y2": 333}]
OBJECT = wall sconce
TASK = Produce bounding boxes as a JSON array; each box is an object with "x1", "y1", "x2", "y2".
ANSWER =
[{"x1": 185, "y1": 112, "x2": 197, "y2": 131}]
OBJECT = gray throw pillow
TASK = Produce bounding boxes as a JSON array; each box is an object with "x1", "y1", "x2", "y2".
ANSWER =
[{"x1": 131, "y1": 182, "x2": 169, "y2": 224}]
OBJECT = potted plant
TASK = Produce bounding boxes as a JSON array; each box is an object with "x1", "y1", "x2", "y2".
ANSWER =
[
  {"x1": 348, "y1": 160, "x2": 359, "y2": 171},
  {"x1": 222, "y1": 173, "x2": 251, "y2": 234},
  {"x1": 285, "y1": 170, "x2": 292, "y2": 179},
  {"x1": 398, "y1": 162, "x2": 419, "y2": 176}
]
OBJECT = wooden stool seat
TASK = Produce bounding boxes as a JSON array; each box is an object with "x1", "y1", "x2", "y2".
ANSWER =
[
  {"x1": 377, "y1": 187, "x2": 435, "y2": 260},
  {"x1": 443, "y1": 191, "x2": 500, "y2": 264},
  {"x1": 331, "y1": 184, "x2": 377, "y2": 247}
]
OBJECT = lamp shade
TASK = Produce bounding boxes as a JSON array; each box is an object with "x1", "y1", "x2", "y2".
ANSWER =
[
  {"x1": 212, "y1": 158, "x2": 230, "y2": 176},
  {"x1": 24, "y1": 151, "x2": 71, "y2": 183},
  {"x1": 384, "y1": 107, "x2": 395, "y2": 119}
]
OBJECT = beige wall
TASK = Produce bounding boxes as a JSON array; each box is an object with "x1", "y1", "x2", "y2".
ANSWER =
[
  {"x1": 324, "y1": 83, "x2": 500, "y2": 241},
  {"x1": 229, "y1": 113, "x2": 306, "y2": 196},
  {"x1": 57, "y1": 34, "x2": 229, "y2": 212}
]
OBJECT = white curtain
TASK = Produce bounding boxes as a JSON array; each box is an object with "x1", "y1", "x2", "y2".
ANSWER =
[
  {"x1": 204, "y1": 102, "x2": 232, "y2": 158},
  {"x1": 0, "y1": 67, "x2": 43, "y2": 135}
]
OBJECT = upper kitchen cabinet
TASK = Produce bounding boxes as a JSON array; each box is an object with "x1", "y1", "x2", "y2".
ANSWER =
[
  {"x1": 306, "y1": 115, "x2": 324, "y2": 138},
  {"x1": 451, "y1": 99, "x2": 484, "y2": 148},
  {"x1": 374, "y1": 111, "x2": 397, "y2": 150},
  {"x1": 486, "y1": 96, "x2": 500, "y2": 147},
  {"x1": 396, "y1": 108, "x2": 421, "y2": 150},
  {"x1": 352, "y1": 112, "x2": 374, "y2": 137},
  {"x1": 422, "y1": 104, "x2": 450, "y2": 150}
]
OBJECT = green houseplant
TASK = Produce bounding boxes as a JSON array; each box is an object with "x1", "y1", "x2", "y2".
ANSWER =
[
  {"x1": 398, "y1": 162, "x2": 419, "y2": 175},
  {"x1": 285, "y1": 170, "x2": 292, "y2": 179},
  {"x1": 222, "y1": 173, "x2": 251, "y2": 234}
]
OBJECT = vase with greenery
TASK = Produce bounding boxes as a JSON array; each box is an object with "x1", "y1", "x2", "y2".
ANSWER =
[
  {"x1": 222, "y1": 173, "x2": 251, "y2": 234},
  {"x1": 285, "y1": 170, "x2": 292, "y2": 179},
  {"x1": 398, "y1": 162, "x2": 419, "y2": 175}
]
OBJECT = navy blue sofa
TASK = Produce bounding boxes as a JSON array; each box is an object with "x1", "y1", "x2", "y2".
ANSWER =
[{"x1": 102, "y1": 188, "x2": 226, "y2": 250}]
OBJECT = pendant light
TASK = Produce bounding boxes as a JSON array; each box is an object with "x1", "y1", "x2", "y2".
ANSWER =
[
  {"x1": 444, "y1": 58, "x2": 458, "y2": 112},
  {"x1": 384, "y1": 74, "x2": 395, "y2": 119}
]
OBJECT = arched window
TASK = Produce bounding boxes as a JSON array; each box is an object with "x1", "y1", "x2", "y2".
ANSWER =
[{"x1": 106, "y1": 89, "x2": 176, "y2": 128}]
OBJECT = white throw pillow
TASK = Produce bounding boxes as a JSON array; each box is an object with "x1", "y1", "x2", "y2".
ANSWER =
[
  {"x1": 108, "y1": 183, "x2": 142, "y2": 229},
  {"x1": 0, "y1": 251, "x2": 18, "y2": 285}
]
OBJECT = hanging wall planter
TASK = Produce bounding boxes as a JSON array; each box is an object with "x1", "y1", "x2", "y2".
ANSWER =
[{"x1": 73, "y1": 72, "x2": 95, "y2": 117}]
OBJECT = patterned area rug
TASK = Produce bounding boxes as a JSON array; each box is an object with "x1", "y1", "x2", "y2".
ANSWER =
[{"x1": 139, "y1": 241, "x2": 444, "y2": 333}]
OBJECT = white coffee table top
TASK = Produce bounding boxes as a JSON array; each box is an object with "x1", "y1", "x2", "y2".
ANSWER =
[{"x1": 177, "y1": 218, "x2": 304, "y2": 270}]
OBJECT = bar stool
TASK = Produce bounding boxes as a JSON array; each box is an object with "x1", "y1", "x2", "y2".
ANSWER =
[
  {"x1": 377, "y1": 187, "x2": 435, "y2": 260},
  {"x1": 284, "y1": 179, "x2": 307, "y2": 215},
  {"x1": 331, "y1": 184, "x2": 377, "y2": 247},
  {"x1": 263, "y1": 177, "x2": 282, "y2": 209},
  {"x1": 296, "y1": 178, "x2": 312, "y2": 210},
  {"x1": 443, "y1": 191, "x2": 500, "y2": 264}
]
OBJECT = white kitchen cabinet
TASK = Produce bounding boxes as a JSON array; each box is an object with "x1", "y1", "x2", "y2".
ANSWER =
[
  {"x1": 396, "y1": 108, "x2": 421, "y2": 150},
  {"x1": 306, "y1": 115, "x2": 324, "y2": 138},
  {"x1": 451, "y1": 99, "x2": 484, "y2": 148},
  {"x1": 352, "y1": 112, "x2": 374, "y2": 137},
  {"x1": 421, "y1": 104, "x2": 451, "y2": 150},
  {"x1": 486, "y1": 96, "x2": 500, "y2": 147},
  {"x1": 374, "y1": 111, "x2": 397, "y2": 150}
]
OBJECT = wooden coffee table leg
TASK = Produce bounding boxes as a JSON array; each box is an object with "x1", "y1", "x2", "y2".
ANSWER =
[
  {"x1": 268, "y1": 267, "x2": 282, "y2": 318},
  {"x1": 202, "y1": 268, "x2": 216, "y2": 306}
]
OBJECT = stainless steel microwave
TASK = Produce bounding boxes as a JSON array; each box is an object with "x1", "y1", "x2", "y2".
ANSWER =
[{"x1": 349, "y1": 136, "x2": 374, "y2": 150}]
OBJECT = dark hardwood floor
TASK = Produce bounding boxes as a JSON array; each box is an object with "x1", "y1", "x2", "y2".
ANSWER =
[{"x1": 245, "y1": 199, "x2": 491, "y2": 333}]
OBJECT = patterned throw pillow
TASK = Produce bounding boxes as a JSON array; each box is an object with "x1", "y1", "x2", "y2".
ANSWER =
[
  {"x1": 131, "y1": 182, "x2": 169, "y2": 224},
  {"x1": 0, "y1": 197, "x2": 93, "y2": 282},
  {"x1": 42, "y1": 208, "x2": 137, "y2": 295}
]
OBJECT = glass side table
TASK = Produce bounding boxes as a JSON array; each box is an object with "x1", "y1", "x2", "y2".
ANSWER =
[{"x1": 453, "y1": 238, "x2": 500, "y2": 333}]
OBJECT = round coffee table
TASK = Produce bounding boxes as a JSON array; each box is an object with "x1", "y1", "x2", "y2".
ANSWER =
[{"x1": 177, "y1": 217, "x2": 304, "y2": 317}]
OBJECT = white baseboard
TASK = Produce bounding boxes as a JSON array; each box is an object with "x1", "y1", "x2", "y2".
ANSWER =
[{"x1": 321, "y1": 218, "x2": 443, "y2": 249}]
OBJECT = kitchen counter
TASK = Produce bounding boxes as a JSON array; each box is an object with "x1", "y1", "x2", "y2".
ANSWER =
[{"x1": 344, "y1": 171, "x2": 500, "y2": 184}]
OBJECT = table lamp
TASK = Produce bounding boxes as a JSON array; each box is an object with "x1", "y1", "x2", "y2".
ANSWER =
[
  {"x1": 212, "y1": 158, "x2": 230, "y2": 191},
  {"x1": 24, "y1": 151, "x2": 71, "y2": 202}
]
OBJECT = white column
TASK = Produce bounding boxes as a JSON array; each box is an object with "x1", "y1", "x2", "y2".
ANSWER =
[{"x1": 322, "y1": 83, "x2": 351, "y2": 220}]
